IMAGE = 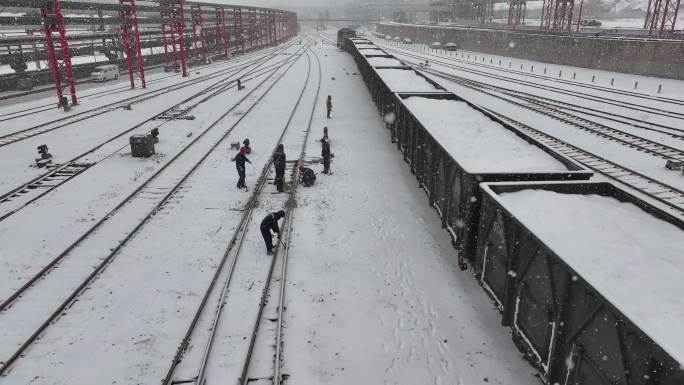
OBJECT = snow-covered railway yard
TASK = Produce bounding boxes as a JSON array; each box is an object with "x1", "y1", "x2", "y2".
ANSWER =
[{"x1": 0, "y1": 29, "x2": 683, "y2": 385}]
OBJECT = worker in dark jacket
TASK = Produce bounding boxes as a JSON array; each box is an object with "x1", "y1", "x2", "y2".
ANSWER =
[
  {"x1": 273, "y1": 144, "x2": 286, "y2": 192},
  {"x1": 326, "y1": 95, "x2": 333, "y2": 119},
  {"x1": 321, "y1": 138, "x2": 331, "y2": 174},
  {"x1": 231, "y1": 147, "x2": 251, "y2": 190},
  {"x1": 260, "y1": 210, "x2": 285, "y2": 254},
  {"x1": 299, "y1": 164, "x2": 316, "y2": 187}
]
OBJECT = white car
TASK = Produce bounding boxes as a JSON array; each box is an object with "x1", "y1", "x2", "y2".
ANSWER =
[{"x1": 90, "y1": 64, "x2": 120, "y2": 82}]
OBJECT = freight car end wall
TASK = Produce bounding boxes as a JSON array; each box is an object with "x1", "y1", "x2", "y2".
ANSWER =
[{"x1": 375, "y1": 23, "x2": 684, "y2": 80}]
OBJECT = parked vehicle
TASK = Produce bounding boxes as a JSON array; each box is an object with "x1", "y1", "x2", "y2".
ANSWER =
[
  {"x1": 580, "y1": 19, "x2": 602, "y2": 27},
  {"x1": 90, "y1": 64, "x2": 119, "y2": 82},
  {"x1": 444, "y1": 42, "x2": 459, "y2": 51}
]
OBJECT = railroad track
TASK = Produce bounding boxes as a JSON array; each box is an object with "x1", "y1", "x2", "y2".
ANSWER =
[
  {"x1": 0, "y1": 44, "x2": 294, "y2": 148},
  {"x1": 0, "y1": 44, "x2": 286, "y2": 123},
  {"x1": 388, "y1": 59, "x2": 684, "y2": 214},
  {"x1": 0, "y1": 42, "x2": 300, "y2": 222},
  {"x1": 406, "y1": 63, "x2": 684, "y2": 164},
  {"x1": 375, "y1": 40, "x2": 684, "y2": 117},
  {"x1": 162, "y1": 46, "x2": 321, "y2": 385},
  {"x1": 0, "y1": 41, "x2": 311, "y2": 376},
  {"x1": 485, "y1": 109, "x2": 684, "y2": 216}
]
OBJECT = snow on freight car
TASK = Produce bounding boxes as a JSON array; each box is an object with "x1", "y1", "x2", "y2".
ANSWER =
[
  {"x1": 393, "y1": 93, "x2": 592, "y2": 267},
  {"x1": 365, "y1": 56, "x2": 405, "y2": 67},
  {"x1": 478, "y1": 181, "x2": 684, "y2": 385}
]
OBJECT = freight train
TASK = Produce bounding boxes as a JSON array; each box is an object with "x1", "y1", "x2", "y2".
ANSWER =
[{"x1": 341, "y1": 35, "x2": 684, "y2": 385}]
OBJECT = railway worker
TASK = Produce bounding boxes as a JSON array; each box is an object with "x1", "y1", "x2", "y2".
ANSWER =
[
  {"x1": 260, "y1": 210, "x2": 286, "y2": 255},
  {"x1": 231, "y1": 147, "x2": 251, "y2": 190},
  {"x1": 273, "y1": 144, "x2": 286, "y2": 192},
  {"x1": 299, "y1": 164, "x2": 316, "y2": 187},
  {"x1": 321, "y1": 126, "x2": 329, "y2": 142},
  {"x1": 321, "y1": 137, "x2": 331, "y2": 174},
  {"x1": 326, "y1": 95, "x2": 333, "y2": 119}
]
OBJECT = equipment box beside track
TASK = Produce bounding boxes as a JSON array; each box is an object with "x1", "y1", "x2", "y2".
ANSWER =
[
  {"x1": 476, "y1": 181, "x2": 684, "y2": 385},
  {"x1": 130, "y1": 134, "x2": 155, "y2": 158},
  {"x1": 392, "y1": 92, "x2": 593, "y2": 265}
]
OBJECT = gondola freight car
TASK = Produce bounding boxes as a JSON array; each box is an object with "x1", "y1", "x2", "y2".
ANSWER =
[
  {"x1": 337, "y1": 28, "x2": 356, "y2": 47},
  {"x1": 477, "y1": 181, "x2": 684, "y2": 385},
  {"x1": 392, "y1": 92, "x2": 593, "y2": 268}
]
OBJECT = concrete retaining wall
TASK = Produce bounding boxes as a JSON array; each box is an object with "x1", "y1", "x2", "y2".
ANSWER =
[{"x1": 376, "y1": 23, "x2": 684, "y2": 80}]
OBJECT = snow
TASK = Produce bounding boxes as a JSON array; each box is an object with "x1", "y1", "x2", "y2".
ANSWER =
[
  {"x1": 366, "y1": 56, "x2": 405, "y2": 67},
  {"x1": 401, "y1": 96, "x2": 569, "y2": 172},
  {"x1": 359, "y1": 48, "x2": 387, "y2": 56},
  {"x1": 0, "y1": 37, "x2": 537, "y2": 385},
  {"x1": 375, "y1": 68, "x2": 443, "y2": 93},
  {"x1": 495, "y1": 187, "x2": 684, "y2": 364}
]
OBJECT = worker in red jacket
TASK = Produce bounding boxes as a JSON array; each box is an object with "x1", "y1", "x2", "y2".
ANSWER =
[{"x1": 326, "y1": 95, "x2": 333, "y2": 119}]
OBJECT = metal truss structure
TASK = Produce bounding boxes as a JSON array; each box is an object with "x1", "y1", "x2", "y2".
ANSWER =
[
  {"x1": 0, "y1": 0, "x2": 298, "y2": 107},
  {"x1": 644, "y1": 0, "x2": 681, "y2": 35}
]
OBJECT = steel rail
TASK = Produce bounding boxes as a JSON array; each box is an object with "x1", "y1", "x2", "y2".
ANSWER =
[
  {"x1": 0, "y1": 58, "x2": 292, "y2": 223},
  {"x1": 0, "y1": 41, "x2": 297, "y2": 204},
  {"x1": 0, "y1": 43, "x2": 301, "y2": 312},
  {"x1": 484, "y1": 108, "x2": 684, "y2": 215},
  {"x1": 159, "y1": 40, "x2": 316, "y2": 385},
  {"x1": 0, "y1": 42, "x2": 307, "y2": 377},
  {"x1": 376, "y1": 41, "x2": 684, "y2": 109},
  {"x1": 0, "y1": 43, "x2": 286, "y2": 121},
  {"x1": 273, "y1": 47, "x2": 323, "y2": 385},
  {"x1": 378, "y1": 43, "x2": 684, "y2": 117},
  {"x1": 406, "y1": 62, "x2": 684, "y2": 163},
  {"x1": 0, "y1": 45, "x2": 294, "y2": 147}
]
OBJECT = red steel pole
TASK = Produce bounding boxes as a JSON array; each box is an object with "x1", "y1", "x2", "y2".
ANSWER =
[
  {"x1": 121, "y1": 14, "x2": 135, "y2": 88},
  {"x1": 53, "y1": 0, "x2": 77, "y2": 105},
  {"x1": 176, "y1": 1, "x2": 188, "y2": 76},
  {"x1": 129, "y1": 0, "x2": 146, "y2": 88},
  {"x1": 161, "y1": 21, "x2": 169, "y2": 67},
  {"x1": 40, "y1": 7, "x2": 65, "y2": 106}
]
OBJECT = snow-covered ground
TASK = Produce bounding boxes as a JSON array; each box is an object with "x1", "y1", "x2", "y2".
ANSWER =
[{"x1": 0, "y1": 36, "x2": 538, "y2": 384}]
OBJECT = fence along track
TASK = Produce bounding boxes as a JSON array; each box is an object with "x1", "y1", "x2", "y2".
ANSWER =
[{"x1": 0, "y1": 42, "x2": 309, "y2": 377}]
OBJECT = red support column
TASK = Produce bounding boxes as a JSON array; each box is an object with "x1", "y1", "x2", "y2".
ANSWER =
[
  {"x1": 161, "y1": 0, "x2": 188, "y2": 76},
  {"x1": 40, "y1": 7, "x2": 64, "y2": 107},
  {"x1": 507, "y1": 1, "x2": 526, "y2": 28},
  {"x1": 53, "y1": 0, "x2": 76, "y2": 105},
  {"x1": 248, "y1": 9, "x2": 257, "y2": 50},
  {"x1": 645, "y1": 0, "x2": 680, "y2": 34},
  {"x1": 191, "y1": 4, "x2": 207, "y2": 64},
  {"x1": 119, "y1": 0, "x2": 146, "y2": 89},
  {"x1": 215, "y1": 7, "x2": 229, "y2": 57},
  {"x1": 233, "y1": 8, "x2": 245, "y2": 55},
  {"x1": 161, "y1": 21, "x2": 169, "y2": 67},
  {"x1": 120, "y1": 12, "x2": 135, "y2": 88},
  {"x1": 40, "y1": 0, "x2": 77, "y2": 107}
]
